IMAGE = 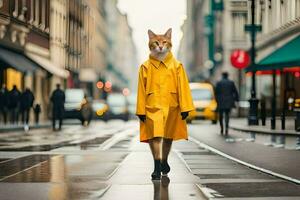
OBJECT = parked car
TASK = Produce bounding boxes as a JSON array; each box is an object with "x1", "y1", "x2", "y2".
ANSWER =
[
  {"x1": 92, "y1": 100, "x2": 108, "y2": 120},
  {"x1": 64, "y1": 89, "x2": 92, "y2": 124},
  {"x1": 106, "y1": 93, "x2": 129, "y2": 121},
  {"x1": 187, "y1": 82, "x2": 218, "y2": 124}
]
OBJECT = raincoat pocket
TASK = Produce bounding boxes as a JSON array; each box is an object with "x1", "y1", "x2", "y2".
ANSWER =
[
  {"x1": 146, "y1": 92, "x2": 156, "y2": 108},
  {"x1": 169, "y1": 91, "x2": 179, "y2": 107}
]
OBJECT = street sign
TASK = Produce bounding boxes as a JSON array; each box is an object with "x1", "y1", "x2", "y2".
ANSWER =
[
  {"x1": 230, "y1": 50, "x2": 250, "y2": 69},
  {"x1": 244, "y1": 24, "x2": 262, "y2": 32}
]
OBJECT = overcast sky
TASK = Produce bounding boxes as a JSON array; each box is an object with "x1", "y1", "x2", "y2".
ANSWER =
[{"x1": 117, "y1": 0, "x2": 187, "y2": 64}]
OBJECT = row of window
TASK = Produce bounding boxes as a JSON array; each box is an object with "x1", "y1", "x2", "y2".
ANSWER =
[
  {"x1": 231, "y1": 0, "x2": 300, "y2": 40},
  {"x1": 9, "y1": 0, "x2": 50, "y2": 33}
]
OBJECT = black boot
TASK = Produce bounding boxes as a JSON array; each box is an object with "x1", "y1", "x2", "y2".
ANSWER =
[
  {"x1": 151, "y1": 159, "x2": 161, "y2": 180},
  {"x1": 161, "y1": 160, "x2": 170, "y2": 176}
]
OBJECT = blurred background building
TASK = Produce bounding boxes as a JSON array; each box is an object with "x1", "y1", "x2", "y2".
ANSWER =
[
  {"x1": 105, "y1": 0, "x2": 138, "y2": 92},
  {"x1": 0, "y1": 0, "x2": 137, "y2": 121},
  {"x1": 178, "y1": 0, "x2": 300, "y2": 118}
]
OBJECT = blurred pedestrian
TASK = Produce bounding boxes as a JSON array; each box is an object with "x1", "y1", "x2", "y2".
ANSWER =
[
  {"x1": 80, "y1": 95, "x2": 92, "y2": 126},
  {"x1": 8, "y1": 85, "x2": 21, "y2": 124},
  {"x1": 20, "y1": 88, "x2": 35, "y2": 125},
  {"x1": 0, "y1": 84, "x2": 8, "y2": 124},
  {"x1": 34, "y1": 104, "x2": 41, "y2": 125},
  {"x1": 136, "y1": 29, "x2": 194, "y2": 180},
  {"x1": 215, "y1": 72, "x2": 239, "y2": 136},
  {"x1": 50, "y1": 84, "x2": 65, "y2": 131}
]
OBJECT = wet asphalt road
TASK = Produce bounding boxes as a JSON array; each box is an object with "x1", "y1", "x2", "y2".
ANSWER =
[
  {"x1": 0, "y1": 120, "x2": 300, "y2": 199},
  {"x1": 189, "y1": 121, "x2": 300, "y2": 181},
  {"x1": 0, "y1": 120, "x2": 137, "y2": 200}
]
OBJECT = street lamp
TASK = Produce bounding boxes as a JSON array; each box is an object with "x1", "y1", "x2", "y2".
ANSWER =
[{"x1": 245, "y1": 0, "x2": 262, "y2": 125}]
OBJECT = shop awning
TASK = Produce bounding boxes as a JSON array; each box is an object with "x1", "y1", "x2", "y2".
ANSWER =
[
  {"x1": 26, "y1": 52, "x2": 69, "y2": 78},
  {"x1": 0, "y1": 47, "x2": 38, "y2": 72},
  {"x1": 247, "y1": 35, "x2": 300, "y2": 71}
]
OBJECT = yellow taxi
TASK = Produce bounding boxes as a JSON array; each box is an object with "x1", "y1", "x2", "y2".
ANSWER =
[{"x1": 187, "y1": 82, "x2": 218, "y2": 124}]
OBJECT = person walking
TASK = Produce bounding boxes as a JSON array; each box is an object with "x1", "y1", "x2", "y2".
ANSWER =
[
  {"x1": 33, "y1": 104, "x2": 41, "y2": 125},
  {"x1": 80, "y1": 95, "x2": 92, "y2": 126},
  {"x1": 215, "y1": 72, "x2": 239, "y2": 136},
  {"x1": 0, "y1": 84, "x2": 8, "y2": 124},
  {"x1": 136, "y1": 28, "x2": 194, "y2": 180},
  {"x1": 50, "y1": 84, "x2": 65, "y2": 131},
  {"x1": 8, "y1": 85, "x2": 21, "y2": 124},
  {"x1": 20, "y1": 88, "x2": 35, "y2": 125}
]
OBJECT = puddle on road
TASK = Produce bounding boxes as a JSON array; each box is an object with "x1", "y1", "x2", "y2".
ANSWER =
[
  {"x1": 0, "y1": 152, "x2": 128, "y2": 199},
  {"x1": 110, "y1": 135, "x2": 135, "y2": 149},
  {"x1": 0, "y1": 137, "x2": 31, "y2": 143},
  {"x1": 0, "y1": 136, "x2": 111, "y2": 152},
  {"x1": 0, "y1": 155, "x2": 53, "y2": 179},
  {"x1": 53, "y1": 136, "x2": 111, "y2": 151},
  {"x1": 0, "y1": 158, "x2": 10, "y2": 163}
]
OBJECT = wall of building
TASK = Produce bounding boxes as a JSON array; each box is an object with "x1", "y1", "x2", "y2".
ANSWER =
[{"x1": 104, "y1": 0, "x2": 138, "y2": 92}]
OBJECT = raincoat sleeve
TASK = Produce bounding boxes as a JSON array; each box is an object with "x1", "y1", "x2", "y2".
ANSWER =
[
  {"x1": 136, "y1": 65, "x2": 147, "y2": 115},
  {"x1": 177, "y1": 64, "x2": 194, "y2": 113}
]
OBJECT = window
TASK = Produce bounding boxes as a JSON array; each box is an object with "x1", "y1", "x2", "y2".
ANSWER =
[
  {"x1": 296, "y1": 0, "x2": 300, "y2": 17},
  {"x1": 191, "y1": 89, "x2": 213, "y2": 101},
  {"x1": 232, "y1": 12, "x2": 247, "y2": 40},
  {"x1": 280, "y1": 0, "x2": 287, "y2": 25}
]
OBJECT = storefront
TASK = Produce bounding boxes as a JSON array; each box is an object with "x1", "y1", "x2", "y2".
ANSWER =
[
  {"x1": 247, "y1": 34, "x2": 300, "y2": 130},
  {"x1": 0, "y1": 47, "x2": 39, "y2": 90}
]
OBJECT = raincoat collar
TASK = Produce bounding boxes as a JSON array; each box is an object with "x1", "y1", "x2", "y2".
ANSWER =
[{"x1": 149, "y1": 52, "x2": 173, "y2": 68}]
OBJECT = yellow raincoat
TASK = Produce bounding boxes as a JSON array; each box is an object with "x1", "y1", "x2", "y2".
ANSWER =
[{"x1": 136, "y1": 52, "x2": 194, "y2": 142}]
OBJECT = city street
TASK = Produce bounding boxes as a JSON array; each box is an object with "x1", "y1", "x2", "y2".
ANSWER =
[
  {"x1": 0, "y1": 120, "x2": 300, "y2": 200},
  {"x1": 1, "y1": 0, "x2": 300, "y2": 199}
]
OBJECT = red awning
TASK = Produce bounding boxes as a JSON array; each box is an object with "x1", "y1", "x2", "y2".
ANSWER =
[{"x1": 246, "y1": 67, "x2": 300, "y2": 76}]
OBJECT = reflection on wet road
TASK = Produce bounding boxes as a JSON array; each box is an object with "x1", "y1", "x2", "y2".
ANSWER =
[
  {"x1": 0, "y1": 121, "x2": 137, "y2": 200},
  {"x1": 153, "y1": 176, "x2": 170, "y2": 200}
]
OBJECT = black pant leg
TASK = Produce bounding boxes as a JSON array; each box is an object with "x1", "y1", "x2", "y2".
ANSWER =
[
  {"x1": 11, "y1": 108, "x2": 17, "y2": 124},
  {"x1": 58, "y1": 109, "x2": 63, "y2": 130},
  {"x1": 225, "y1": 109, "x2": 230, "y2": 130},
  {"x1": 21, "y1": 110, "x2": 25, "y2": 124},
  {"x1": 219, "y1": 110, "x2": 224, "y2": 131},
  {"x1": 25, "y1": 109, "x2": 30, "y2": 124},
  {"x1": 52, "y1": 109, "x2": 56, "y2": 129},
  {"x1": 3, "y1": 109, "x2": 7, "y2": 124}
]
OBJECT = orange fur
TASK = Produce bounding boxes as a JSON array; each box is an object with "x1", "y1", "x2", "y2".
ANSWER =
[{"x1": 148, "y1": 29, "x2": 172, "y2": 54}]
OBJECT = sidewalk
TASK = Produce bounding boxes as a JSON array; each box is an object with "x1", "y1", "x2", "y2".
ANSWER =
[
  {"x1": 0, "y1": 119, "x2": 81, "y2": 133},
  {"x1": 0, "y1": 122, "x2": 51, "y2": 133},
  {"x1": 103, "y1": 134, "x2": 300, "y2": 199},
  {"x1": 230, "y1": 118, "x2": 299, "y2": 136},
  {"x1": 101, "y1": 139, "x2": 206, "y2": 200}
]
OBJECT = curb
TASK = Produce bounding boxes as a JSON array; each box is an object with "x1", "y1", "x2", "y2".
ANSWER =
[{"x1": 229, "y1": 125, "x2": 299, "y2": 136}]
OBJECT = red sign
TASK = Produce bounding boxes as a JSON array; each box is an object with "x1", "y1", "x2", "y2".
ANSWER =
[{"x1": 230, "y1": 50, "x2": 250, "y2": 69}]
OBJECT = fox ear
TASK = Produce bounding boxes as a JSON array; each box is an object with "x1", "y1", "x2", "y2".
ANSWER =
[
  {"x1": 148, "y1": 29, "x2": 156, "y2": 39},
  {"x1": 164, "y1": 28, "x2": 172, "y2": 39}
]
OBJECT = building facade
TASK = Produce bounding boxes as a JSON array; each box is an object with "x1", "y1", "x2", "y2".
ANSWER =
[
  {"x1": 179, "y1": 0, "x2": 300, "y2": 117},
  {"x1": 0, "y1": 0, "x2": 109, "y2": 121},
  {"x1": 65, "y1": 0, "x2": 108, "y2": 99},
  {"x1": 178, "y1": 0, "x2": 250, "y2": 99},
  {"x1": 104, "y1": 0, "x2": 138, "y2": 92},
  {"x1": 249, "y1": 0, "x2": 300, "y2": 109},
  {"x1": 0, "y1": 0, "x2": 69, "y2": 120}
]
